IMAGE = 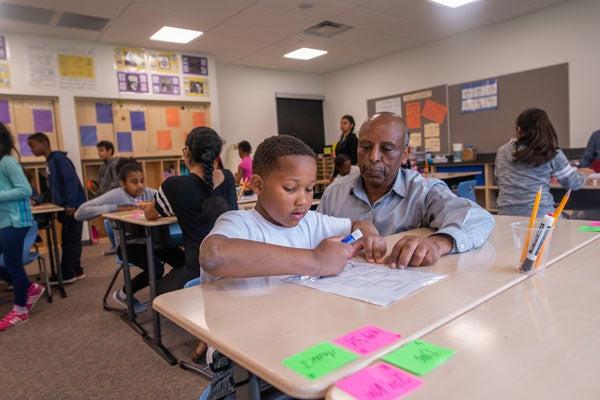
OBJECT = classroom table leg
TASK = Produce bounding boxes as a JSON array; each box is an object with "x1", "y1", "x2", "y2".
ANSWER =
[
  {"x1": 48, "y1": 214, "x2": 66, "y2": 298},
  {"x1": 142, "y1": 226, "x2": 177, "y2": 365},
  {"x1": 117, "y1": 222, "x2": 147, "y2": 337},
  {"x1": 233, "y1": 364, "x2": 261, "y2": 400}
]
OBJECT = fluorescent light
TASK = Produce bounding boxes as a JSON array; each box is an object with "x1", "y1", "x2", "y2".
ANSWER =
[
  {"x1": 150, "y1": 26, "x2": 203, "y2": 44},
  {"x1": 429, "y1": 0, "x2": 478, "y2": 8},
  {"x1": 284, "y1": 47, "x2": 327, "y2": 60}
]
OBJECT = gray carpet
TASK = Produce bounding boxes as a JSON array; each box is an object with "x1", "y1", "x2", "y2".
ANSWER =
[{"x1": 0, "y1": 242, "x2": 208, "y2": 400}]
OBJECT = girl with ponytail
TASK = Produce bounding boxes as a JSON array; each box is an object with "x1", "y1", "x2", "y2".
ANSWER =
[{"x1": 495, "y1": 108, "x2": 591, "y2": 216}]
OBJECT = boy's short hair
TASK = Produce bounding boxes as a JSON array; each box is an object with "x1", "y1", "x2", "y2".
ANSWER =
[
  {"x1": 253, "y1": 135, "x2": 315, "y2": 177},
  {"x1": 97, "y1": 140, "x2": 114, "y2": 153},
  {"x1": 28, "y1": 132, "x2": 50, "y2": 145},
  {"x1": 116, "y1": 157, "x2": 143, "y2": 181}
]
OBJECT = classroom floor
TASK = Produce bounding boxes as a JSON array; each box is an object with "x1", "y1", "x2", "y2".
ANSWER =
[{"x1": 0, "y1": 242, "x2": 208, "y2": 400}]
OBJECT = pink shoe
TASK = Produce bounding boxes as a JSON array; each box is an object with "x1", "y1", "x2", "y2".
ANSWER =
[
  {"x1": 26, "y1": 283, "x2": 46, "y2": 311},
  {"x1": 0, "y1": 310, "x2": 29, "y2": 331}
]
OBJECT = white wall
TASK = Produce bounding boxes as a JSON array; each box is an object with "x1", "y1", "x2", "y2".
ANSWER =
[
  {"x1": 216, "y1": 63, "x2": 323, "y2": 170},
  {"x1": 323, "y1": 0, "x2": 600, "y2": 148}
]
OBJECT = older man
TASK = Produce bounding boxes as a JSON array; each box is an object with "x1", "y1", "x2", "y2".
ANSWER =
[{"x1": 318, "y1": 112, "x2": 494, "y2": 268}]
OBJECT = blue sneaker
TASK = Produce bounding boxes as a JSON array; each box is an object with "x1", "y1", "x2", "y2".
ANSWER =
[{"x1": 112, "y1": 289, "x2": 147, "y2": 314}]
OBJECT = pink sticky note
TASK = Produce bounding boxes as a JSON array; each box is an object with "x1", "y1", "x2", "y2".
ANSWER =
[
  {"x1": 333, "y1": 325, "x2": 401, "y2": 355},
  {"x1": 589, "y1": 221, "x2": 600, "y2": 227},
  {"x1": 336, "y1": 362, "x2": 423, "y2": 400}
]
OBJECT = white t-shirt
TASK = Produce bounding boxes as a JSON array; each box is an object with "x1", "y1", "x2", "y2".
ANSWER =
[
  {"x1": 206, "y1": 209, "x2": 352, "y2": 249},
  {"x1": 333, "y1": 165, "x2": 360, "y2": 182}
]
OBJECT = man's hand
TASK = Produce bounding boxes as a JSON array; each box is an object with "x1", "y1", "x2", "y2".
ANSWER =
[
  {"x1": 357, "y1": 233, "x2": 387, "y2": 264},
  {"x1": 143, "y1": 202, "x2": 160, "y2": 220},
  {"x1": 385, "y1": 234, "x2": 453, "y2": 268},
  {"x1": 65, "y1": 207, "x2": 76, "y2": 216},
  {"x1": 312, "y1": 236, "x2": 357, "y2": 276}
]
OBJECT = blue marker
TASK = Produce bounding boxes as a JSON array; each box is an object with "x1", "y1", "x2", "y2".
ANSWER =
[{"x1": 341, "y1": 229, "x2": 363, "y2": 244}]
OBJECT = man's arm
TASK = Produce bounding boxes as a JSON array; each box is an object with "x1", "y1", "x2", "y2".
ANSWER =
[{"x1": 579, "y1": 131, "x2": 600, "y2": 168}]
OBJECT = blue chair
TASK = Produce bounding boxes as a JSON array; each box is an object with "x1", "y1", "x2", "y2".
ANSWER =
[
  {"x1": 184, "y1": 277, "x2": 201, "y2": 289},
  {"x1": 0, "y1": 221, "x2": 52, "y2": 303},
  {"x1": 457, "y1": 179, "x2": 477, "y2": 202}
]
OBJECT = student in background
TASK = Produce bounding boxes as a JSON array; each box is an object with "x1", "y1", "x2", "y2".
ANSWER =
[
  {"x1": 332, "y1": 154, "x2": 359, "y2": 182},
  {"x1": 235, "y1": 140, "x2": 253, "y2": 186},
  {"x1": 199, "y1": 135, "x2": 385, "y2": 398},
  {"x1": 27, "y1": 132, "x2": 86, "y2": 284},
  {"x1": 495, "y1": 108, "x2": 590, "y2": 216},
  {"x1": 75, "y1": 158, "x2": 185, "y2": 312},
  {"x1": 579, "y1": 129, "x2": 600, "y2": 169},
  {"x1": 335, "y1": 114, "x2": 358, "y2": 165},
  {"x1": 96, "y1": 140, "x2": 120, "y2": 197},
  {"x1": 0, "y1": 123, "x2": 45, "y2": 331}
]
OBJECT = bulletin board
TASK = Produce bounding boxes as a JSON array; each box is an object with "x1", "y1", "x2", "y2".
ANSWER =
[
  {"x1": 75, "y1": 98, "x2": 211, "y2": 159},
  {"x1": 367, "y1": 85, "x2": 450, "y2": 154},
  {"x1": 0, "y1": 95, "x2": 62, "y2": 163},
  {"x1": 448, "y1": 63, "x2": 569, "y2": 153}
]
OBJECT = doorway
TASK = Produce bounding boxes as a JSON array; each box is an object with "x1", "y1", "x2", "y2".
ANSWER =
[{"x1": 276, "y1": 97, "x2": 325, "y2": 154}]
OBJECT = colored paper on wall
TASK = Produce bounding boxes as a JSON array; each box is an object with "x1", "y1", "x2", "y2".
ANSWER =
[
  {"x1": 33, "y1": 109, "x2": 53, "y2": 132},
  {"x1": 405, "y1": 101, "x2": 421, "y2": 129},
  {"x1": 148, "y1": 51, "x2": 179, "y2": 74},
  {"x1": 421, "y1": 99, "x2": 448, "y2": 124},
  {"x1": 333, "y1": 325, "x2": 401, "y2": 355},
  {"x1": 58, "y1": 54, "x2": 95, "y2": 79},
  {"x1": 383, "y1": 339, "x2": 455, "y2": 376},
  {"x1": 18, "y1": 134, "x2": 33, "y2": 157},
  {"x1": 80, "y1": 125, "x2": 98, "y2": 147},
  {"x1": 117, "y1": 71, "x2": 149, "y2": 93},
  {"x1": 336, "y1": 362, "x2": 423, "y2": 400},
  {"x1": 0, "y1": 100, "x2": 10, "y2": 123},
  {"x1": 182, "y1": 55, "x2": 208, "y2": 76},
  {"x1": 151, "y1": 74, "x2": 180, "y2": 95},
  {"x1": 157, "y1": 130, "x2": 172, "y2": 150},
  {"x1": 0, "y1": 62, "x2": 9, "y2": 88},
  {"x1": 282, "y1": 342, "x2": 358, "y2": 380},
  {"x1": 95, "y1": 103, "x2": 113, "y2": 124},
  {"x1": 424, "y1": 137, "x2": 441, "y2": 152},
  {"x1": 0, "y1": 35, "x2": 6, "y2": 60},
  {"x1": 130, "y1": 111, "x2": 146, "y2": 131},
  {"x1": 117, "y1": 131, "x2": 133, "y2": 152},
  {"x1": 409, "y1": 132, "x2": 422, "y2": 148},
  {"x1": 577, "y1": 225, "x2": 600, "y2": 232},
  {"x1": 424, "y1": 122, "x2": 440, "y2": 138},
  {"x1": 184, "y1": 77, "x2": 208, "y2": 97},
  {"x1": 192, "y1": 112, "x2": 205, "y2": 127},
  {"x1": 166, "y1": 107, "x2": 180, "y2": 127},
  {"x1": 114, "y1": 47, "x2": 147, "y2": 71}
]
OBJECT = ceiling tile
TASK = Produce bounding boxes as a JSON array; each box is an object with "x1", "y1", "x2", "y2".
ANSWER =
[
  {"x1": 0, "y1": 18, "x2": 103, "y2": 41},
  {"x1": 132, "y1": 0, "x2": 254, "y2": 19},
  {"x1": 516, "y1": 0, "x2": 569, "y2": 10},
  {"x1": 0, "y1": 0, "x2": 131, "y2": 19},
  {"x1": 256, "y1": 0, "x2": 356, "y2": 19}
]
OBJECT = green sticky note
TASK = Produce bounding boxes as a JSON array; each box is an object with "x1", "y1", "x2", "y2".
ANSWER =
[
  {"x1": 577, "y1": 225, "x2": 600, "y2": 232},
  {"x1": 383, "y1": 339, "x2": 455, "y2": 376},
  {"x1": 283, "y1": 341, "x2": 358, "y2": 380}
]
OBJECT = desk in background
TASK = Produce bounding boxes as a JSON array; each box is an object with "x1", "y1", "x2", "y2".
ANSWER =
[
  {"x1": 153, "y1": 216, "x2": 599, "y2": 398},
  {"x1": 32, "y1": 203, "x2": 66, "y2": 299}
]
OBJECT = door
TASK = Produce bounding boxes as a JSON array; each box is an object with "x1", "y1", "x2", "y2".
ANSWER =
[{"x1": 276, "y1": 97, "x2": 325, "y2": 154}]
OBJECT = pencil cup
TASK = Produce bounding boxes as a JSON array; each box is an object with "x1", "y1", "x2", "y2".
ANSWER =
[{"x1": 512, "y1": 221, "x2": 554, "y2": 275}]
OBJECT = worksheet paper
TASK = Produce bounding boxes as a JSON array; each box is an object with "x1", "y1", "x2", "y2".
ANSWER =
[{"x1": 283, "y1": 260, "x2": 446, "y2": 307}]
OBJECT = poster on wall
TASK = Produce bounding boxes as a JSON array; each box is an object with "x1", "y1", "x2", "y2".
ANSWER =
[
  {"x1": 152, "y1": 75, "x2": 180, "y2": 95},
  {"x1": 149, "y1": 51, "x2": 179, "y2": 74},
  {"x1": 183, "y1": 77, "x2": 208, "y2": 97},
  {"x1": 182, "y1": 55, "x2": 208, "y2": 76},
  {"x1": 58, "y1": 50, "x2": 96, "y2": 90},
  {"x1": 114, "y1": 47, "x2": 147, "y2": 71},
  {"x1": 0, "y1": 35, "x2": 7, "y2": 60},
  {"x1": 117, "y1": 71, "x2": 149, "y2": 93},
  {"x1": 461, "y1": 78, "x2": 498, "y2": 113},
  {"x1": 27, "y1": 44, "x2": 58, "y2": 88},
  {"x1": 0, "y1": 63, "x2": 10, "y2": 88},
  {"x1": 374, "y1": 97, "x2": 402, "y2": 116}
]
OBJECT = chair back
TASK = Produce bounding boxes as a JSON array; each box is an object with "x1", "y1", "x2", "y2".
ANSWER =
[{"x1": 457, "y1": 179, "x2": 477, "y2": 202}]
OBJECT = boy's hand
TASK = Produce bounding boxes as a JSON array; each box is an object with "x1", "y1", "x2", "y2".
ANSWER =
[
  {"x1": 143, "y1": 202, "x2": 160, "y2": 220},
  {"x1": 385, "y1": 234, "x2": 453, "y2": 268},
  {"x1": 357, "y1": 233, "x2": 387, "y2": 264},
  {"x1": 312, "y1": 236, "x2": 356, "y2": 276},
  {"x1": 65, "y1": 207, "x2": 76, "y2": 216}
]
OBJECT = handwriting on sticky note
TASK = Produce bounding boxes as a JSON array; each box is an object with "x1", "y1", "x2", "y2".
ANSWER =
[
  {"x1": 336, "y1": 362, "x2": 423, "y2": 400},
  {"x1": 282, "y1": 342, "x2": 357, "y2": 380},
  {"x1": 333, "y1": 325, "x2": 401, "y2": 355},
  {"x1": 383, "y1": 339, "x2": 454, "y2": 376}
]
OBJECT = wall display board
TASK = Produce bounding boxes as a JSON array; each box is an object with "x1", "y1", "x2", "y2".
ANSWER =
[{"x1": 27, "y1": 43, "x2": 95, "y2": 90}]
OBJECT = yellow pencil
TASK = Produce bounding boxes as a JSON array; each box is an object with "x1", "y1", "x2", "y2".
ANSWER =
[
  {"x1": 534, "y1": 189, "x2": 571, "y2": 269},
  {"x1": 520, "y1": 186, "x2": 542, "y2": 264}
]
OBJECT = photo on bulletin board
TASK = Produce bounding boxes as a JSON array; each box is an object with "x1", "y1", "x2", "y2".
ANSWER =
[
  {"x1": 148, "y1": 51, "x2": 179, "y2": 74},
  {"x1": 152, "y1": 74, "x2": 180, "y2": 95},
  {"x1": 0, "y1": 63, "x2": 9, "y2": 88},
  {"x1": 114, "y1": 47, "x2": 147, "y2": 71},
  {"x1": 0, "y1": 35, "x2": 7, "y2": 60},
  {"x1": 184, "y1": 77, "x2": 208, "y2": 97},
  {"x1": 117, "y1": 71, "x2": 149, "y2": 93},
  {"x1": 182, "y1": 55, "x2": 208, "y2": 76}
]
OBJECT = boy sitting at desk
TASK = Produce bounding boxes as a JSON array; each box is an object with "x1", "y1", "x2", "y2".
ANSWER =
[{"x1": 199, "y1": 134, "x2": 387, "y2": 398}]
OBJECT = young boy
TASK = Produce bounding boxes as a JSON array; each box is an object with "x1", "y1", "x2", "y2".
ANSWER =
[
  {"x1": 75, "y1": 158, "x2": 185, "y2": 312},
  {"x1": 96, "y1": 140, "x2": 120, "y2": 197},
  {"x1": 200, "y1": 134, "x2": 387, "y2": 280},
  {"x1": 199, "y1": 135, "x2": 387, "y2": 398},
  {"x1": 27, "y1": 132, "x2": 85, "y2": 284}
]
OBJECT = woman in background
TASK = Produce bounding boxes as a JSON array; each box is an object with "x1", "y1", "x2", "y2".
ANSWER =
[{"x1": 335, "y1": 114, "x2": 358, "y2": 165}]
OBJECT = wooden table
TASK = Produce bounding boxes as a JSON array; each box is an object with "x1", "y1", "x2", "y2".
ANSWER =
[
  {"x1": 103, "y1": 210, "x2": 178, "y2": 365},
  {"x1": 153, "y1": 216, "x2": 599, "y2": 398},
  {"x1": 327, "y1": 233, "x2": 600, "y2": 400},
  {"x1": 32, "y1": 203, "x2": 65, "y2": 299},
  {"x1": 551, "y1": 179, "x2": 600, "y2": 209}
]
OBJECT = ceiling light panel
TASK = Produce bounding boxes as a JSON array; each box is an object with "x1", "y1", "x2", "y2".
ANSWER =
[
  {"x1": 284, "y1": 47, "x2": 327, "y2": 60},
  {"x1": 150, "y1": 26, "x2": 203, "y2": 44}
]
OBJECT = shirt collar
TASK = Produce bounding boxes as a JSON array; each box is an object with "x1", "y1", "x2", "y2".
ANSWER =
[{"x1": 350, "y1": 168, "x2": 407, "y2": 203}]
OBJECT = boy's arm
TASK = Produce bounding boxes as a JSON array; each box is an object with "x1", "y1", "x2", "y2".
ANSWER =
[
  {"x1": 57, "y1": 156, "x2": 83, "y2": 211},
  {"x1": 200, "y1": 234, "x2": 356, "y2": 278}
]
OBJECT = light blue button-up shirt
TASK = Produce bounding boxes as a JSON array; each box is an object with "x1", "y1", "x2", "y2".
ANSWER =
[{"x1": 317, "y1": 168, "x2": 495, "y2": 253}]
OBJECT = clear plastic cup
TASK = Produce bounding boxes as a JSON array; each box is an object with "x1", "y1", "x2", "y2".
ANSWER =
[{"x1": 511, "y1": 221, "x2": 554, "y2": 275}]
